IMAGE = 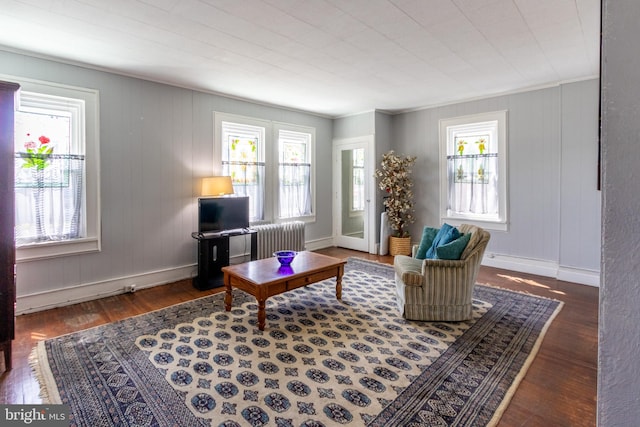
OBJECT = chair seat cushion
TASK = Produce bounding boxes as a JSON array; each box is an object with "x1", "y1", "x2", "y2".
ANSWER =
[
  {"x1": 425, "y1": 223, "x2": 460, "y2": 259},
  {"x1": 394, "y1": 255, "x2": 424, "y2": 286}
]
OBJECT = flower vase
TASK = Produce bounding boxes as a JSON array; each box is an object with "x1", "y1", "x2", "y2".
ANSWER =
[{"x1": 32, "y1": 169, "x2": 46, "y2": 240}]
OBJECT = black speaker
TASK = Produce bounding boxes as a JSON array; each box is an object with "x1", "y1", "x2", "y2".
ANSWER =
[{"x1": 193, "y1": 236, "x2": 229, "y2": 290}]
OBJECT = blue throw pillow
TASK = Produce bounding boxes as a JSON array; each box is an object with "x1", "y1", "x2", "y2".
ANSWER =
[
  {"x1": 416, "y1": 227, "x2": 439, "y2": 259},
  {"x1": 435, "y1": 232, "x2": 471, "y2": 260},
  {"x1": 425, "y1": 223, "x2": 460, "y2": 259}
]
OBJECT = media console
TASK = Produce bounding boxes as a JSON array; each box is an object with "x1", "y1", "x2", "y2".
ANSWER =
[{"x1": 191, "y1": 228, "x2": 257, "y2": 290}]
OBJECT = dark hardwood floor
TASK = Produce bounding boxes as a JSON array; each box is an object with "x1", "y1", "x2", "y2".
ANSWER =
[{"x1": 0, "y1": 247, "x2": 598, "y2": 426}]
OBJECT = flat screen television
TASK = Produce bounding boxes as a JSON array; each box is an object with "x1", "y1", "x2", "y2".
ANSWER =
[{"x1": 198, "y1": 196, "x2": 250, "y2": 233}]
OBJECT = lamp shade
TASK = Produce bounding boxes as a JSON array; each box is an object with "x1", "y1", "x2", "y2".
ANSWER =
[{"x1": 201, "y1": 176, "x2": 234, "y2": 196}]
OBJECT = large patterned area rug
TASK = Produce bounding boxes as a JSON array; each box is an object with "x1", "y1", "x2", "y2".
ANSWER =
[{"x1": 31, "y1": 258, "x2": 562, "y2": 427}]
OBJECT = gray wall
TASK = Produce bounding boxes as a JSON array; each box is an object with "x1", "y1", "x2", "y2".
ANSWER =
[
  {"x1": 374, "y1": 111, "x2": 394, "y2": 242},
  {"x1": 333, "y1": 111, "x2": 374, "y2": 139},
  {"x1": 559, "y1": 81, "x2": 602, "y2": 271},
  {"x1": 599, "y1": 0, "x2": 640, "y2": 424},
  {"x1": 1, "y1": 50, "x2": 333, "y2": 307},
  {"x1": 390, "y1": 80, "x2": 601, "y2": 278}
]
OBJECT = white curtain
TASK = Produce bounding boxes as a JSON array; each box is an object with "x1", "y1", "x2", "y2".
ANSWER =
[
  {"x1": 447, "y1": 154, "x2": 499, "y2": 216},
  {"x1": 223, "y1": 160, "x2": 265, "y2": 222},
  {"x1": 14, "y1": 153, "x2": 84, "y2": 245},
  {"x1": 279, "y1": 162, "x2": 311, "y2": 218}
]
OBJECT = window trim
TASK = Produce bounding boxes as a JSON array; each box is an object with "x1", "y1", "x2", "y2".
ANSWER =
[
  {"x1": 3, "y1": 74, "x2": 101, "y2": 261},
  {"x1": 439, "y1": 110, "x2": 508, "y2": 231}
]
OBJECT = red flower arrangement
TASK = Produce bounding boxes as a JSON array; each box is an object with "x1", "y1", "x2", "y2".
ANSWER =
[{"x1": 22, "y1": 134, "x2": 54, "y2": 170}]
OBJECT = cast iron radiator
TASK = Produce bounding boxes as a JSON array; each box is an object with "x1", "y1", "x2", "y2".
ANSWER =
[{"x1": 251, "y1": 221, "x2": 306, "y2": 259}]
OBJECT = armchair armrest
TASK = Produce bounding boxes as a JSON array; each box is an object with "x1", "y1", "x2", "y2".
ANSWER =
[
  {"x1": 394, "y1": 255, "x2": 425, "y2": 286},
  {"x1": 401, "y1": 270, "x2": 424, "y2": 287}
]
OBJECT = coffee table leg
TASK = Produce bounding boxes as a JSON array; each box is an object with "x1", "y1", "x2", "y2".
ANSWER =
[
  {"x1": 335, "y1": 266, "x2": 344, "y2": 300},
  {"x1": 257, "y1": 299, "x2": 266, "y2": 331},
  {"x1": 224, "y1": 274, "x2": 232, "y2": 312}
]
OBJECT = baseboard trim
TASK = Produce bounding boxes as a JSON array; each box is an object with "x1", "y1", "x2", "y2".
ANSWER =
[
  {"x1": 304, "y1": 237, "x2": 335, "y2": 252},
  {"x1": 16, "y1": 264, "x2": 197, "y2": 315},
  {"x1": 482, "y1": 253, "x2": 600, "y2": 287},
  {"x1": 557, "y1": 266, "x2": 600, "y2": 287}
]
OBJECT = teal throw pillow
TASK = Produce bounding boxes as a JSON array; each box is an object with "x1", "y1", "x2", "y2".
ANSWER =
[
  {"x1": 425, "y1": 223, "x2": 460, "y2": 259},
  {"x1": 415, "y1": 227, "x2": 439, "y2": 259},
  {"x1": 435, "y1": 232, "x2": 471, "y2": 260}
]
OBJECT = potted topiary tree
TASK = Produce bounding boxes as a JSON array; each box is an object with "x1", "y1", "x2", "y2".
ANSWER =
[{"x1": 374, "y1": 150, "x2": 417, "y2": 256}]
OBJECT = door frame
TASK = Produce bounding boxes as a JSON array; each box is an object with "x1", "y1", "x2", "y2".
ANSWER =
[{"x1": 332, "y1": 135, "x2": 377, "y2": 254}]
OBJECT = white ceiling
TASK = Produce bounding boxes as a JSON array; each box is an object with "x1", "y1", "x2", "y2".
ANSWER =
[{"x1": 0, "y1": 0, "x2": 600, "y2": 117}]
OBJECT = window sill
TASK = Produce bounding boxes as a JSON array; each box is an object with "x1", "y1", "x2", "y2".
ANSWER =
[
  {"x1": 16, "y1": 237, "x2": 101, "y2": 262},
  {"x1": 441, "y1": 216, "x2": 508, "y2": 232},
  {"x1": 275, "y1": 215, "x2": 316, "y2": 224}
]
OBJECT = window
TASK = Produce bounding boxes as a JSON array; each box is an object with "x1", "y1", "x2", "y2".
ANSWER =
[
  {"x1": 7, "y1": 75, "x2": 101, "y2": 260},
  {"x1": 214, "y1": 113, "x2": 315, "y2": 223},
  {"x1": 220, "y1": 120, "x2": 266, "y2": 222},
  {"x1": 439, "y1": 111, "x2": 508, "y2": 231},
  {"x1": 276, "y1": 126, "x2": 313, "y2": 219}
]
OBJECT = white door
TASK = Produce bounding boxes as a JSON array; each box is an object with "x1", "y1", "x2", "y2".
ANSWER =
[{"x1": 333, "y1": 136, "x2": 376, "y2": 253}]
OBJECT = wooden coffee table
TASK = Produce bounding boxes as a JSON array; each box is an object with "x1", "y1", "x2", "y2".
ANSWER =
[{"x1": 222, "y1": 251, "x2": 346, "y2": 330}]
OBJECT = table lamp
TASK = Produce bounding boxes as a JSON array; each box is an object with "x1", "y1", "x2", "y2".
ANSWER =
[{"x1": 201, "y1": 176, "x2": 234, "y2": 197}]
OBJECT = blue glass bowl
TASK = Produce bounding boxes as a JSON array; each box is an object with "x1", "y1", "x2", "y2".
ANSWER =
[{"x1": 273, "y1": 250, "x2": 297, "y2": 266}]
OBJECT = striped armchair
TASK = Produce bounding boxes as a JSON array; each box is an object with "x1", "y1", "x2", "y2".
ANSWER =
[{"x1": 393, "y1": 224, "x2": 490, "y2": 321}]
